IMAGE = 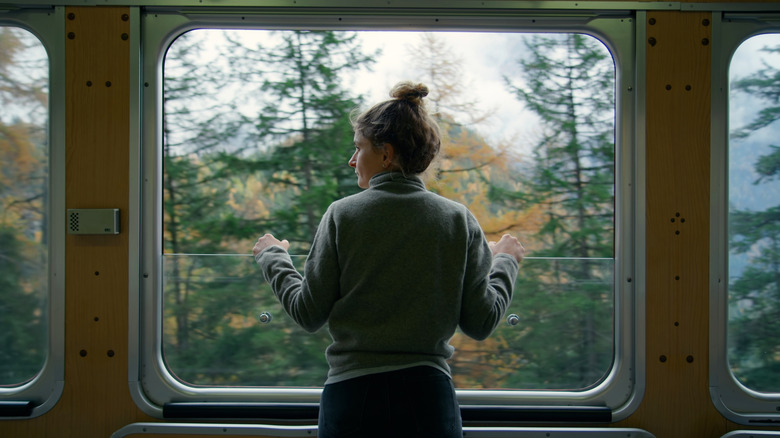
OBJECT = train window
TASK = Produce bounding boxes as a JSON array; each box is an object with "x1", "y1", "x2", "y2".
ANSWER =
[
  {"x1": 135, "y1": 8, "x2": 641, "y2": 421},
  {"x1": 711, "y1": 16, "x2": 780, "y2": 424},
  {"x1": 0, "y1": 8, "x2": 65, "y2": 419},
  {"x1": 161, "y1": 28, "x2": 617, "y2": 390},
  {"x1": 0, "y1": 24, "x2": 48, "y2": 389},
  {"x1": 727, "y1": 33, "x2": 780, "y2": 395}
]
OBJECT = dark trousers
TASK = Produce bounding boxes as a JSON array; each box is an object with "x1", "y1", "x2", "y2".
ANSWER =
[{"x1": 317, "y1": 366, "x2": 463, "y2": 438}]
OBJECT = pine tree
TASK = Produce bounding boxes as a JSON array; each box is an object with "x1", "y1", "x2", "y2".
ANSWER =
[
  {"x1": 160, "y1": 30, "x2": 376, "y2": 385},
  {"x1": 727, "y1": 44, "x2": 780, "y2": 391},
  {"x1": 495, "y1": 33, "x2": 615, "y2": 389},
  {"x1": 162, "y1": 30, "x2": 247, "y2": 357},
  {"x1": 218, "y1": 30, "x2": 375, "y2": 250}
]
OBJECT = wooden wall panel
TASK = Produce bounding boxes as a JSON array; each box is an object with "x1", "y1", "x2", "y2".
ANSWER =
[
  {"x1": 617, "y1": 10, "x2": 726, "y2": 437},
  {"x1": 0, "y1": 6, "x2": 149, "y2": 437},
  {"x1": 60, "y1": 5, "x2": 140, "y2": 436}
]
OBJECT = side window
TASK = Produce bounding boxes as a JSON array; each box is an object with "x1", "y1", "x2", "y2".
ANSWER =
[
  {"x1": 0, "y1": 10, "x2": 64, "y2": 419},
  {"x1": 161, "y1": 29, "x2": 615, "y2": 390},
  {"x1": 0, "y1": 26, "x2": 49, "y2": 388},
  {"x1": 136, "y1": 10, "x2": 638, "y2": 419},
  {"x1": 711, "y1": 19, "x2": 780, "y2": 423},
  {"x1": 728, "y1": 33, "x2": 780, "y2": 395}
]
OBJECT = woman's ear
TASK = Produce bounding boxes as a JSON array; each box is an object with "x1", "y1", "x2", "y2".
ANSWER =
[{"x1": 382, "y1": 143, "x2": 395, "y2": 167}]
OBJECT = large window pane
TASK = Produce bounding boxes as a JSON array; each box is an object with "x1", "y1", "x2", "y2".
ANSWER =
[
  {"x1": 728, "y1": 33, "x2": 780, "y2": 393},
  {"x1": 0, "y1": 26, "x2": 49, "y2": 386},
  {"x1": 161, "y1": 29, "x2": 615, "y2": 391}
]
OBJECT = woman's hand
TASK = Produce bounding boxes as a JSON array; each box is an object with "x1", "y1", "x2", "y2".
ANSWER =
[
  {"x1": 253, "y1": 233, "x2": 290, "y2": 257},
  {"x1": 489, "y1": 234, "x2": 525, "y2": 263}
]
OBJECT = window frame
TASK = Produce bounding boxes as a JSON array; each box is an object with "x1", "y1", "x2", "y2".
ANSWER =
[
  {"x1": 710, "y1": 10, "x2": 780, "y2": 425},
  {"x1": 0, "y1": 6, "x2": 66, "y2": 419},
  {"x1": 131, "y1": 4, "x2": 644, "y2": 421}
]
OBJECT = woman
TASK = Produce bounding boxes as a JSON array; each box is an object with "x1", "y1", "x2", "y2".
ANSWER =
[{"x1": 253, "y1": 81, "x2": 524, "y2": 438}]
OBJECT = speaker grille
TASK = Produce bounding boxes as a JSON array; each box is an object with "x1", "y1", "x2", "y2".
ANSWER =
[{"x1": 69, "y1": 211, "x2": 79, "y2": 232}]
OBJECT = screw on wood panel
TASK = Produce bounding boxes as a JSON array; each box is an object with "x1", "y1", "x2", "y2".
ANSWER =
[
  {"x1": 702, "y1": 38, "x2": 710, "y2": 46},
  {"x1": 122, "y1": 13, "x2": 129, "y2": 21},
  {"x1": 648, "y1": 37, "x2": 657, "y2": 47},
  {"x1": 67, "y1": 12, "x2": 75, "y2": 20},
  {"x1": 665, "y1": 84, "x2": 672, "y2": 91},
  {"x1": 107, "y1": 350, "x2": 115, "y2": 358},
  {"x1": 659, "y1": 355, "x2": 667, "y2": 363},
  {"x1": 686, "y1": 355, "x2": 694, "y2": 363},
  {"x1": 685, "y1": 85, "x2": 692, "y2": 91},
  {"x1": 105, "y1": 81, "x2": 112, "y2": 87},
  {"x1": 86, "y1": 81, "x2": 92, "y2": 87},
  {"x1": 649, "y1": 17, "x2": 656, "y2": 25},
  {"x1": 121, "y1": 33, "x2": 129, "y2": 41},
  {"x1": 79, "y1": 349, "x2": 87, "y2": 357},
  {"x1": 702, "y1": 18, "x2": 710, "y2": 26},
  {"x1": 67, "y1": 32, "x2": 75, "y2": 40}
]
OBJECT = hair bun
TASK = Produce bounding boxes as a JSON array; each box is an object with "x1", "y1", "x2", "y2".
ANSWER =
[{"x1": 390, "y1": 81, "x2": 429, "y2": 105}]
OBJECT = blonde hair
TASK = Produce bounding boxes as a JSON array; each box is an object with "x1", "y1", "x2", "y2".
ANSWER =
[{"x1": 351, "y1": 81, "x2": 441, "y2": 175}]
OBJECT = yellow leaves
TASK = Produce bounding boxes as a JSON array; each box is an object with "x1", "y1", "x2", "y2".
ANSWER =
[
  {"x1": 449, "y1": 332, "x2": 521, "y2": 389},
  {"x1": 0, "y1": 123, "x2": 42, "y2": 181},
  {"x1": 227, "y1": 175, "x2": 271, "y2": 219},
  {"x1": 426, "y1": 118, "x2": 542, "y2": 246},
  {"x1": 0, "y1": 123, "x2": 46, "y2": 232},
  {"x1": 227, "y1": 313, "x2": 254, "y2": 329}
]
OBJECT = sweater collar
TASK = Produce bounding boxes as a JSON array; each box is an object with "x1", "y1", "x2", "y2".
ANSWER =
[{"x1": 368, "y1": 171, "x2": 426, "y2": 190}]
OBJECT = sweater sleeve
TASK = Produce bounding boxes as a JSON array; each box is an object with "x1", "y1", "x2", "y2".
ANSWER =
[
  {"x1": 458, "y1": 212, "x2": 519, "y2": 340},
  {"x1": 255, "y1": 208, "x2": 341, "y2": 333}
]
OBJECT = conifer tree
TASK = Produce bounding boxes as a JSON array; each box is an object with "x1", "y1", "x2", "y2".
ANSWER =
[
  {"x1": 220, "y1": 30, "x2": 375, "y2": 250},
  {"x1": 727, "y1": 44, "x2": 780, "y2": 391},
  {"x1": 495, "y1": 33, "x2": 615, "y2": 388},
  {"x1": 160, "y1": 30, "x2": 376, "y2": 385}
]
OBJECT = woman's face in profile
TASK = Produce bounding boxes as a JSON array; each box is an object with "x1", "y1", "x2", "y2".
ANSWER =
[{"x1": 349, "y1": 132, "x2": 387, "y2": 189}]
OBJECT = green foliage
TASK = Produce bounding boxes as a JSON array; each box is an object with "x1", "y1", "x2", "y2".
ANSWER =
[
  {"x1": 0, "y1": 26, "x2": 48, "y2": 386},
  {"x1": 161, "y1": 30, "x2": 617, "y2": 391},
  {"x1": 161, "y1": 30, "x2": 373, "y2": 386},
  {"x1": 0, "y1": 227, "x2": 47, "y2": 385},
  {"x1": 485, "y1": 33, "x2": 616, "y2": 389},
  {"x1": 727, "y1": 41, "x2": 780, "y2": 392}
]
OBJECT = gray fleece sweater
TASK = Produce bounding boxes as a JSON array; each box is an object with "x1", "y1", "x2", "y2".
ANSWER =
[{"x1": 255, "y1": 172, "x2": 518, "y2": 384}]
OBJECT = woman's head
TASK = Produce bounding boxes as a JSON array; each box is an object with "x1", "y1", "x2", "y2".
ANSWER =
[{"x1": 350, "y1": 81, "x2": 441, "y2": 176}]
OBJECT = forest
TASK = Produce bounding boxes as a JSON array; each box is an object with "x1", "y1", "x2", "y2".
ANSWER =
[
  {"x1": 0, "y1": 25, "x2": 777, "y2": 394},
  {"x1": 159, "y1": 29, "x2": 616, "y2": 390}
]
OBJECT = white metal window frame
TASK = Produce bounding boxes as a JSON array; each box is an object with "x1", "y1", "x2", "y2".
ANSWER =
[
  {"x1": 710, "y1": 10, "x2": 780, "y2": 426},
  {"x1": 129, "y1": 2, "x2": 645, "y2": 421},
  {"x1": 0, "y1": 6, "x2": 66, "y2": 420}
]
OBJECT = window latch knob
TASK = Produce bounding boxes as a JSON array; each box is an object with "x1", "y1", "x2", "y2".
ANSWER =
[
  {"x1": 506, "y1": 314, "x2": 519, "y2": 326},
  {"x1": 258, "y1": 312, "x2": 273, "y2": 324}
]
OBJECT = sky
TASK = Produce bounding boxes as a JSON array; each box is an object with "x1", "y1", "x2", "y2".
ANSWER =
[
  {"x1": 728, "y1": 34, "x2": 780, "y2": 213},
  {"x1": 172, "y1": 29, "x2": 571, "y2": 157},
  {"x1": 348, "y1": 31, "x2": 534, "y2": 151}
]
